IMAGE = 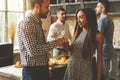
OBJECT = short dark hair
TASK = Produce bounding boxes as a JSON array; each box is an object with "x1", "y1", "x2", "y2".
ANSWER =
[
  {"x1": 57, "y1": 8, "x2": 66, "y2": 13},
  {"x1": 99, "y1": 0, "x2": 110, "y2": 13},
  {"x1": 30, "y1": 0, "x2": 43, "y2": 9}
]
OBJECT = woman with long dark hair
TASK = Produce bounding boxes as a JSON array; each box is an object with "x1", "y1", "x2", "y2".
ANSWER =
[{"x1": 64, "y1": 8, "x2": 103, "y2": 80}]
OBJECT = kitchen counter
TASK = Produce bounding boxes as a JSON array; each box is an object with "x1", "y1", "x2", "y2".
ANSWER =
[
  {"x1": 0, "y1": 64, "x2": 67, "y2": 80},
  {"x1": 0, "y1": 65, "x2": 22, "y2": 80}
]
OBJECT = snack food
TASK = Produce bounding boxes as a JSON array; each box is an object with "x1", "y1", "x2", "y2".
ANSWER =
[{"x1": 15, "y1": 61, "x2": 22, "y2": 68}]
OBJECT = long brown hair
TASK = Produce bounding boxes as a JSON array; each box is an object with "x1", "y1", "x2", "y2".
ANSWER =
[{"x1": 71, "y1": 8, "x2": 98, "y2": 60}]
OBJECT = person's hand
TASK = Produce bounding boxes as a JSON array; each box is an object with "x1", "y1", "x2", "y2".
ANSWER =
[
  {"x1": 48, "y1": 61, "x2": 55, "y2": 67},
  {"x1": 63, "y1": 41, "x2": 70, "y2": 50},
  {"x1": 55, "y1": 38, "x2": 64, "y2": 46}
]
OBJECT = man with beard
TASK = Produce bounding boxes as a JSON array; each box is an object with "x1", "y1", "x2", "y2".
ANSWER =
[
  {"x1": 18, "y1": 0, "x2": 63, "y2": 80},
  {"x1": 47, "y1": 8, "x2": 72, "y2": 57},
  {"x1": 95, "y1": 0, "x2": 115, "y2": 80}
]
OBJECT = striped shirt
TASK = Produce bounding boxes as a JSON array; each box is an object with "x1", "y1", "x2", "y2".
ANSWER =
[{"x1": 18, "y1": 13, "x2": 55, "y2": 66}]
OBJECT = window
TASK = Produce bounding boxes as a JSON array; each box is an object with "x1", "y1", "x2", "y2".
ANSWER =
[{"x1": 0, "y1": 0, "x2": 25, "y2": 50}]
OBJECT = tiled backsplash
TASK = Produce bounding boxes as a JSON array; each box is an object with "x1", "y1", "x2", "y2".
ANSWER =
[{"x1": 111, "y1": 15, "x2": 120, "y2": 48}]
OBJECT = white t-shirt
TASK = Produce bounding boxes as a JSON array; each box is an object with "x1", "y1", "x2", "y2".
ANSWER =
[{"x1": 47, "y1": 19, "x2": 71, "y2": 43}]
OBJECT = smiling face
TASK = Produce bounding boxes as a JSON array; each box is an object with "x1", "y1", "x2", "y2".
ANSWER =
[{"x1": 77, "y1": 10, "x2": 88, "y2": 28}]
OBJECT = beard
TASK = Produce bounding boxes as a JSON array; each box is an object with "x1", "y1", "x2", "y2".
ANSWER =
[
  {"x1": 96, "y1": 13, "x2": 101, "y2": 16},
  {"x1": 38, "y1": 9, "x2": 48, "y2": 19},
  {"x1": 40, "y1": 13, "x2": 47, "y2": 18},
  {"x1": 61, "y1": 17, "x2": 66, "y2": 22},
  {"x1": 95, "y1": 11, "x2": 101, "y2": 16}
]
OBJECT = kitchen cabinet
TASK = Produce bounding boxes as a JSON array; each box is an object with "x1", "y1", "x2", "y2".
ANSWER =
[{"x1": 50, "y1": 0, "x2": 120, "y2": 16}]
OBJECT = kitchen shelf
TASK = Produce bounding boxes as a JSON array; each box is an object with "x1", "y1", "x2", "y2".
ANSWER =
[
  {"x1": 50, "y1": 0, "x2": 120, "y2": 16},
  {"x1": 50, "y1": 4, "x2": 64, "y2": 16},
  {"x1": 66, "y1": 3, "x2": 81, "y2": 15}
]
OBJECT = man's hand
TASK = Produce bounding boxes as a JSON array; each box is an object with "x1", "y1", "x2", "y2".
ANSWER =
[
  {"x1": 63, "y1": 41, "x2": 70, "y2": 50},
  {"x1": 55, "y1": 38, "x2": 64, "y2": 46}
]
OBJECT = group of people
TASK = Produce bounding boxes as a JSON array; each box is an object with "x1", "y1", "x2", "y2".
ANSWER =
[{"x1": 18, "y1": 0, "x2": 115, "y2": 80}]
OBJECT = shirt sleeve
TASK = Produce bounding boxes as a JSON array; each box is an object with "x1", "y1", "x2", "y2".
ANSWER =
[
  {"x1": 97, "y1": 19, "x2": 105, "y2": 34},
  {"x1": 47, "y1": 24, "x2": 57, "y2": 42}
]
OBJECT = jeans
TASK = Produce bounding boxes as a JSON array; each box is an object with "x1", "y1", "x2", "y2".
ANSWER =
[
  {"x1": 22, "y1": 65, "x2": 50, "y2": 80},
  {"x1": 53, "y1": 48, "x2": 67, "y2": 57},
  {"x1": 102, "y1": 56, "x2": 112, "y2": 80}
]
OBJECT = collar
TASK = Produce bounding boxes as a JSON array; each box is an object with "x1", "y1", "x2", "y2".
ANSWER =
[
  {"x1": 29, "y1": 13, "x2": 42, "y2": 24},
  {"x1": 57, "y1": 19, "x2": 64, "y2": 25}
]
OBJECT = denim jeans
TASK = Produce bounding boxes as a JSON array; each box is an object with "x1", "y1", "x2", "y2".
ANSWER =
[
  {"x1": 102, "y1": 56, "x2": 112, "y2": 80},
  {"x1": 22, "y1": 65, "x2": 50, "y2": 80},
  {"x1": 53, "y1": 48, "x2": 67, "y2": 57}
]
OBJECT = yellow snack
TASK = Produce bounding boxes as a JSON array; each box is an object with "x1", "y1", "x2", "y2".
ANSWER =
[
  {"x1": 55, "y1": 57, "x2": 68, "y2": 65},
  {"x1": 15, "y1": 61, "x2": 22, "y2": 68}
]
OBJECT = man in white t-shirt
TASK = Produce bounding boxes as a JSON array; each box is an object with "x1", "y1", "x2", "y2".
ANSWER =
[{"x1": 47, "y1": 8, "x2": 72, "y2": 57}]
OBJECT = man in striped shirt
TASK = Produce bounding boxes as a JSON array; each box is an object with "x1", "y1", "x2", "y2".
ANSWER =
[{"x1": 18, "y1": 0, "x2": 63, "y2": 80}]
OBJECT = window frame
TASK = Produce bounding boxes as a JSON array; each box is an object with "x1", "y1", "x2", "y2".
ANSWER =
[{"x1": 0, "y1": 0, "x2": 26, "y2": 51}]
